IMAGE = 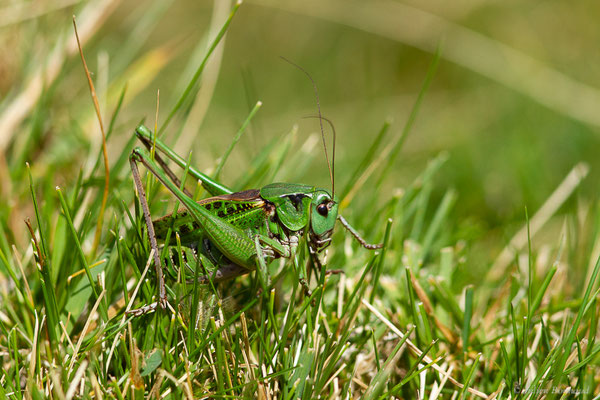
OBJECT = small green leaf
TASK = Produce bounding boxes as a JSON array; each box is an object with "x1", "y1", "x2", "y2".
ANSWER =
[{"x1": 140, "y1": 349, "x2": 163, "y2": 377}]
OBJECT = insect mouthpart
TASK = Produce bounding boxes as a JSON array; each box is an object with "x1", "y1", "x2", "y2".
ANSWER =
[{"x1": 308, "y1": 231, "x2": 333, "y2": 253}]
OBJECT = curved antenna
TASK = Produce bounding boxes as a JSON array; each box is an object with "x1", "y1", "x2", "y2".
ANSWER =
[
  {"x1": 302, "y1": 115, "x2": 335, "y2": 197},
  {"x1": 280, "y1": 56, "x2": 335, "y2": 197}
]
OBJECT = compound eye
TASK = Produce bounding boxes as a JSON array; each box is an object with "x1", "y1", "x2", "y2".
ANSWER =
[{"x1": 317, "y1": 203, "x2": 328, "y2": 216}]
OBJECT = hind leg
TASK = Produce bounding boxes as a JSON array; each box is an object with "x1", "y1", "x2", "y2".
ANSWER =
[{"x1": 193, "y1": 263, "x2": 250, "y2": 284}]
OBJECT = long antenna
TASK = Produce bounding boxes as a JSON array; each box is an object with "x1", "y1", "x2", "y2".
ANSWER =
[
  {"x1": 280, "y1": 56, "x2": 335, "y2": 196},
  {"x1": 303, "y1": 115, "x2": 335, "y2": 196}
]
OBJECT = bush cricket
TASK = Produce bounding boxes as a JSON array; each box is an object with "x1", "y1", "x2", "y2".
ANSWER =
[{"x1": 129, "y1": 84, "x2": 382, "y2": 316}]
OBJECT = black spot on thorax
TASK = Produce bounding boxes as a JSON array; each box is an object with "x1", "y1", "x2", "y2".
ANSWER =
[{"x1": 288, "y1": 194, "x2": 305, "y2": 211}]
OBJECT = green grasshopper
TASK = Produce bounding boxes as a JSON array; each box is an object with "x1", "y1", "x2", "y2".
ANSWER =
[{"x1": 129, "y1": 118, "x2": 382, "y2": 315}]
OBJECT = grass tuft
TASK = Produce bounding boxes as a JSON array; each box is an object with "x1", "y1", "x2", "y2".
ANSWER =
[{"x1": 1, "y1": 2, "x2": 599, "y2": 399}]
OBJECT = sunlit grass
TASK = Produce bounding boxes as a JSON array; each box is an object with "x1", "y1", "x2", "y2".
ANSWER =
[{"x1": 1, "y1": 1, "x2": 599, "y2": 399}]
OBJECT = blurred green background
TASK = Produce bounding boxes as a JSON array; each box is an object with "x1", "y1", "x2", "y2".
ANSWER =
[{"x1": 2, "y1": 0, "x2": 599, "y2": 276}]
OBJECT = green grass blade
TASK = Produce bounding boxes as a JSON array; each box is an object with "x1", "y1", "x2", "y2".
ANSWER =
[
  {"x1": 159, "y1": 1, "x2": 242, "y2": 134},
  {"x1": 214, "y1": 100, "x2": 262, "y2": 179}
]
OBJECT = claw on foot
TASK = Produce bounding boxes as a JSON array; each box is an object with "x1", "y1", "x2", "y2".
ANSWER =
[
  {"x1": 127, "y1": 301, "x2": 159, "y2": 316},
  {"x1": 127, "y1": 297, "x2": 170, "y2": 317}
]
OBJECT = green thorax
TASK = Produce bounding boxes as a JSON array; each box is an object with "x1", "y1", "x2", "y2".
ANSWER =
[{"x1": 260, "y1": 183, "x2": 338, "y2": 237}]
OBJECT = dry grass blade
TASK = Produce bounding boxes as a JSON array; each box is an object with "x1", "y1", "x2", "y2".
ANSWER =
[
  {"x1": 0, "y1": 0, "x2": 80, "y2": 28},
  {"x1": 407, "y1": 267, "x2": 456, "y2": 344},
  {"x1": 2, "y1": 1, "x2": 598, "y2": 396},
  {"x1": 67, "y1": 289, "x2": 106, "y2": 374},
  {"x1": 28, "y1": 311, "x2": 40, "y2": 384},
  {"x1": 0, "y1": 0, "x2": 121, "y2": 153},
  {"x1": 361, "y1": 298, "x2": 488, "y2": 399},
  {"x1": 12, "y1": 244, "x2": 34, "y2": 308},
  {"x1": 488, "y1": 162, "x2": 589, "y2": 281},
  {"x1": 73, "y1": 16, "x2": 110, "y2": 256},
  {"x1": 177, "y1": 0, "x2": 232, "y2": 154},
  {"x1": 66, "y1": 360, "x2": 88, "y2": 400}
]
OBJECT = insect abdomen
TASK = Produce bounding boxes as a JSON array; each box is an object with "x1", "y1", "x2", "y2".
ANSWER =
[{"x1": 153, "y1": 194, "x2": 268, "y2": 244}]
